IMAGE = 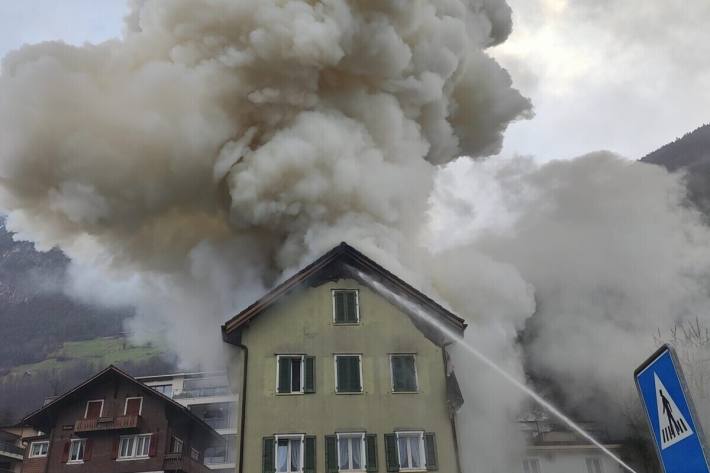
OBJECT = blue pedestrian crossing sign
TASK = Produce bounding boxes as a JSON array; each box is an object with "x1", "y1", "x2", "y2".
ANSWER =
[{"x1": 635, "y1": 344, "x2": 710, "y2": 473}]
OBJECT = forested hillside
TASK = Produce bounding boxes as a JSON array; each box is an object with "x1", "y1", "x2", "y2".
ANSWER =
[
  {"x1": 0, "y1": 219, "x2": 176, "y2": 422},
  {"x1": 0, "y1": 218, "x2": 130, "y2": 373},
  {"x1": 641, "y1": 123, "x2": 710, "y2": 216}
]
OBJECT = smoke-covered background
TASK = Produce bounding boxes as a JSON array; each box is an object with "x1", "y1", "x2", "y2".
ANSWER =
[{"x1": 1, "y1": 0, "x2": 709, "y2": 470}]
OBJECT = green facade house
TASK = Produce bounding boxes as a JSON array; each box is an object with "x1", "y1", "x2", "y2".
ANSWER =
[{"x1": 222, "y1": 243, "x2": 466, "y2": 473}]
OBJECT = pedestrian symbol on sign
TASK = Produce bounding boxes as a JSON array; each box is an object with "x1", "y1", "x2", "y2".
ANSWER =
[{"x1": 656, "y1": 373, "x2": 693, "y2": 449}]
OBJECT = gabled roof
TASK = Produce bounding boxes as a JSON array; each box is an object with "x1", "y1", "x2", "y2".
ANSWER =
[
  {"x1": 222, "y1": 242, "x2": 466, "y2": 346},
  {"x1": 22, "y1": 365, "x2": 222, "y2": 444}
]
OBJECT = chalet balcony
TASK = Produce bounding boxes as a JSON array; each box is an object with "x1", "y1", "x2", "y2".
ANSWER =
[
  {"x1": 74, "y1": 415, "x2": 140, "y2": 433},
  {"x1": 163, "y1": 453, "x2": 212, "y2": 473}
]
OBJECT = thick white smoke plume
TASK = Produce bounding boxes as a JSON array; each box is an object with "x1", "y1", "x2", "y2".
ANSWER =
[{"x1": 2, "y1": 0, "x2": 709, "y2": 470}]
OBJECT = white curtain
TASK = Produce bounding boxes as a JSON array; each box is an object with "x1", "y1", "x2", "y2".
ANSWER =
[
  {"x1": 277, "y1": 442, "x2": 288, "y2": 472},
  {"x1": 351, "y1": 438, "x2": 362, "y2": 469},
  {"x1": 397, "y1": 437, "x2": 408, "y2": 467},
  {"x1": 290, "y1": 439, "x2": 301, "y2": 471},
  {"x1": 410, "y1": 437, "x2": 421, "y2": 468},
  {"x1": 339, "y1": 439, "x2": 350, "y2": 469}
]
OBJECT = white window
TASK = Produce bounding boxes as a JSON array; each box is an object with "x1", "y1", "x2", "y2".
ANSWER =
[
  {"x1": 277, "y1": 355, "x2": 305, "y2": 394},
  {"x1": 84, "y1": 399, "x2": 103, "y2": 419},
  {"x1": 29, "y1": 441, "x2": 49, "y2": 458},
  {"x1": 334, "y1": 354, "x2": 363, "y2": 393},
  {"x1": 586, "y1": 458, "x2": 602, "y2": 473},
  {"x1": 169, "y1": 436, "x2": 183, "y2": 454},
  {"x1": 523, "y1": 458, "x2": 541, "y2": 473},
  {"x1": 152, "y1": 384, "x2": 173, "y2": 397},
  {"x1": 275, "y1": 434, "x2": 304, "y2": 473},
  {"x1": 68, "y1": 439, "x2": 86, "y2": 463},
  {"x1": 337, "y1": 433, "x2": 365, "y2": 472},
  {"x1": 118, "y1": 434, "x2": 151, "y2": 459},
  {"x1": 191, "y1": 448, "x2": 200, "y2": 461},
  {"x1": 332, "y1": 289, "x2": 359, "y2": 324},
  {"x1": 396, "y1": 432, "x2": 425, "y2": 471}
]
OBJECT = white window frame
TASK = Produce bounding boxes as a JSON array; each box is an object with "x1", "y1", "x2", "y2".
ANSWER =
[
  {"x1": 586, "y1": 457, "x2": 603, "y2": 473},
  {"x1": 117, "y1": 434, "x2": 151, "y2": 460},
  {"x1": 84, "y1": 399, "x2": 104, "y2": 419},
  {"x1": 68, "y1": 438, "x2": 86, "y2": 464},
  {"x1": 274, "y1": 434, "x2": 305, "y2": 473},
  {"x1": 151, "y1": 384, "x2": 174, "y2": 397},
  {"x1": 395, "y1": 431, "x2": 426, "y2": 472},
  {"x1": 169, "y1": 435, "x2": 184, "y2": 454},
  {"x1": 336, "y1": 433, "x2": 366, "y2": 472},
  {"x1": 123, "y1": 396, "x2": 144, "y2": 415},
  {"x1": 29, "y1": 441, "x2": 49, "y2": 458},
  {"x1": 522, "y1": 457, "x2": 541, "y2": 473},
  {"x1": 389, "y1": 353, "x2": 419, "y2": 393},
  {"x1": 191, "y1": 448, "x2": 200, "y2": 461},
  {"x1": 332, "y1": 289, "x2": 360, "y2": 324},
  {"x1": 276, "y1": 354, "x2": 305, "y2": 394},
  {"x1": 334, "y1": 354, "x2": 363, "y2": 394}
]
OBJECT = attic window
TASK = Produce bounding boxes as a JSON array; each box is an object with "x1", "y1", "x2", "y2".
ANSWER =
[
  {"x1": 124, "y1": 397, "x2": 143, "y2": 416},
  {"x1": 84, "y1": 400, "x2": 103, "y2": 419},
  {"x1": 333, "y1": 290, "x2": 359, "y2": 324}
]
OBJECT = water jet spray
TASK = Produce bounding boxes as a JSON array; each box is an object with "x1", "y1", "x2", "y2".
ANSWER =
[{"x1": 355, "y1": 269, "x2": 639, "y2": 473}]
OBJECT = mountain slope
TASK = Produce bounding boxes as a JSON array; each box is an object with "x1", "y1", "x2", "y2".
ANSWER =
[
  {"x1": 641, "y1": 123, "x2": 710, "y2": 215},
  {"x1": 0, "y1": 219, "x2": 131, "y2": 373}
]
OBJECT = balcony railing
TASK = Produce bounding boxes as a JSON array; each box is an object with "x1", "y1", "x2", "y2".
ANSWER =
[
  {"x1": 163, "y1": 453, "x2": 211, "y2": 473},
  {"x1": 74, "y1": 415, "x2": 140, "y2": 433},
  {"x1": 202, "y1": 417, "x2": 235, "y2": 430},
  {"x1": 0, "y1": 440, "x2": 24, "y2": 458},
  {"x1": 174, "y1": 386, "x2": 231, "y2": 399}
]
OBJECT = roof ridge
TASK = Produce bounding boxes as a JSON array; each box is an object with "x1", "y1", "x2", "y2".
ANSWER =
[{"x1": 222, "y1": 241, "x2": 466, "y2": 341}]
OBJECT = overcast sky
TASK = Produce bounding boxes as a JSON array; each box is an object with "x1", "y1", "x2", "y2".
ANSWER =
[{"x1": 0, "y1": 0, "x2": 708, "y2": 162}]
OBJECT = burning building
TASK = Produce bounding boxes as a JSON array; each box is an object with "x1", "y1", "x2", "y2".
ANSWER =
[{"x1": 221, "y1": 243, "x2": 466, "y2": 472}]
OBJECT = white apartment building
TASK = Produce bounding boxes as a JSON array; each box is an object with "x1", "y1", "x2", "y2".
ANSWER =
[
  {"x1": 137, "y1": 372, "x2": 238, "y2": 473},
  {"x1": 520, "y1": 420, "x2": 625, "y2": 473}
]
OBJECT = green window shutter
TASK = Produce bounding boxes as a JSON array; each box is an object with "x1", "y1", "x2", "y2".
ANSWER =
[
  {"x1": 403, "y1": 357, "x2": 417, "y2": 391},
  {"x1": 304, "y1": 436, "x2": 316, "y2": 473},
  {"x1": 365, "y1": 434, "x2": 378, "y2": 472},
  {"x1": 337, "y1": 356, "x2": 361, "y2": 392},
  {"x1": 278, "y1": 357, "x2": 291, "y2": 393},
  {"x1": 392, "y1": 356, "x2": 417, "y2": 392},
  {"x1": 391, "y1": 356, "x2": 402, "y2": 391},
  {"x1": 384, "y1": 434, "x2": 399, "y2": 472},
  {"x1": 304, "y1": 356, "x2": 316, "y2": 393},
  {"x1": 334, "y1": 291, "x2": 345, "y2": 323},
  {"x1": 424, "y1": 433, "x2": 438, "y2": 471},
  {"x1": 345, "y1": 291, "x2": 358, "y2": 322},
  {"x1": 262, "y1": 437, "x2": 275, "y2": 473},
  {"x1": 336, "y1": 357, "x2": 344, "y2": 392},
  {"x1": 325, "y1": 435, "x2": 338, "y2": 473}
]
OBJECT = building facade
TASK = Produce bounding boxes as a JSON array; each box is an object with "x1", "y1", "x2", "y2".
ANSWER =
[
  {"x1": 1, "y1": 428, "x2": 26, "y2": 473},
  {"x1": 138, "y1": 372, "x2": 238, "y2": 473},
  {"x1": 222, "y1": 243, "x2": 466, "y2": 473},
  {"x1": 21, "y1": 366, "x2": 222, "y2": 473},
  {"x1": 520, "y1": 420, "x2": 625, "y2": 473}
]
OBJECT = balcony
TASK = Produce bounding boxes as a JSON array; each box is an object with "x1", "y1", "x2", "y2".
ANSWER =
[
  {"x1": 0, "y1": 440, "x2": 24, "y2": 460},
  {"x1": 174, "y1": 386, "x2": 231, "y2": 399},
  {"x1": 163, "y1": 453, "x2": 212, "y2": 473},
  {"x1": 74, "y1": 415, "x2": 140, "y2": 433}
]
